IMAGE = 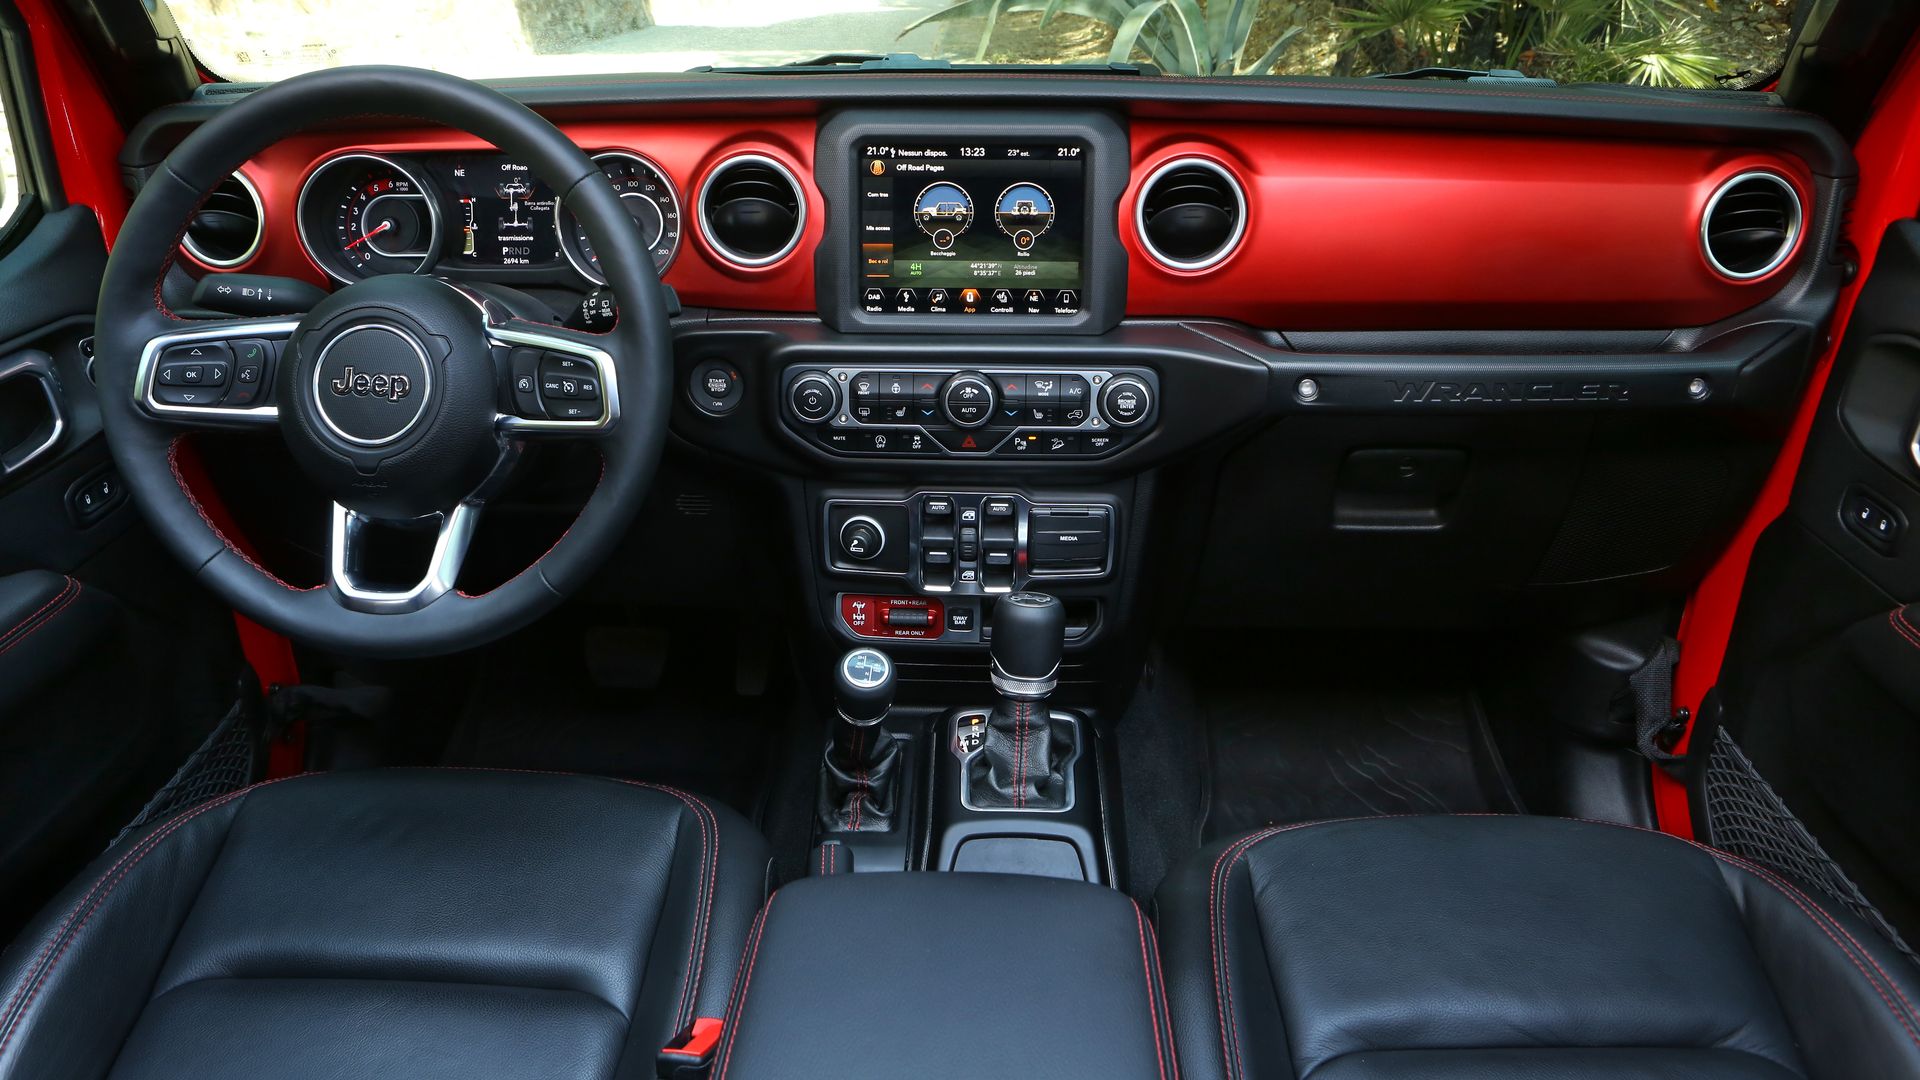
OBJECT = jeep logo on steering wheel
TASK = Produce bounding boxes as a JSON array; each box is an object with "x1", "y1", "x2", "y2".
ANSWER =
[{"x1": 329, "y1": 366, "x2": 413, "y2": 402}]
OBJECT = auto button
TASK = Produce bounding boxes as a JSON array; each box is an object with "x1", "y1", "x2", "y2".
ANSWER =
[{"x1": 941, "y1": 371, "x2": 995, "y2": 428}]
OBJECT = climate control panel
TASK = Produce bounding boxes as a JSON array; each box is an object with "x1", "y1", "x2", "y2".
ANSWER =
[{"x1": 783, "y1": 365, "x2": 1158, "y2": 459}]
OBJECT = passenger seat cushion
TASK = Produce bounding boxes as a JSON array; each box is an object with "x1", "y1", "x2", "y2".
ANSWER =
[
  {"x1": 0, "y1": 769, "x2": 769, "y2": 1080},
  {"x1": 1155, "y1": 815, "x2": 1920, "y2": 1080}
]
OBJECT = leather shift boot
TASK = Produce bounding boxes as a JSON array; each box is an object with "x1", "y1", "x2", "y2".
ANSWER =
[
  {"x1": 966, "y1": 697, "x2": 1071, "y2": 810},
  {"x1": 818, "y1": 725, "x2": 901, "y2": 832}
]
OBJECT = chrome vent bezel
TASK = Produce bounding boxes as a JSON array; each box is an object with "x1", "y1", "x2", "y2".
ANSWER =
[
  {"x1": 1701, "y1": 170, "x2": 1803, "y2": 282},
  {"x1": 182, "y1": 171, "x2": 264, "y2": 269},
  {"x1": 1135, "y1": 156, "x2": 1248, "y2": 273},
  {"x1": 698, "y1": 153, "x2": 806, "y2": 269}
]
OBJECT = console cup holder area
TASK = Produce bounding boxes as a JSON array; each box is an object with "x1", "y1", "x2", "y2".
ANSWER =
[{"x1": 712, "y1": 873, "x2": 1174, "y2": 1080}]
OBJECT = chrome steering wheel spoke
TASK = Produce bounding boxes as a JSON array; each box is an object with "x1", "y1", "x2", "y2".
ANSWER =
[
  {"x1": 327, "y1": 500, "x2": 481, "y2": 613},
  {"x1": 135, "y1": 317, "x2": 297, "y2": 426}
]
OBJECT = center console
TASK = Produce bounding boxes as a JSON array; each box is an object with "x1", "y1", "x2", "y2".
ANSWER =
[{"x1": 708, "y1": 873, "x2": 1175, "y2": 1080}]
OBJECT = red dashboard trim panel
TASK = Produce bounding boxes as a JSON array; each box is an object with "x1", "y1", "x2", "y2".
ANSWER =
[
  {"x1": 1122, "y1": 121, "x2": 1813, "y2": 330},
  {"x1": 218, "y1": 115, "x2": 1816, "y2": 332}
]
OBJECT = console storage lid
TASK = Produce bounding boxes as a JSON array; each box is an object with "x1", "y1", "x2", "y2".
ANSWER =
[{"x1": 713, "y1": 873, "x2": 1176, "y2": 1080}]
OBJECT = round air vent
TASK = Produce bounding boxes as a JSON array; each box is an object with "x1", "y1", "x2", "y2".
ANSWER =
[
  {"x1": 699, "y1": 154, "x2": 805, "y2": 268},
  {"x1": 1702, "y1": 171, "x2": 1801, "y2": 281},
  {"x1": 183, "y1": 171, "x2": 263, "y2": 269},
  {"x1": 1136, "y1": 157, "x2": 1246, "y2": 272}
]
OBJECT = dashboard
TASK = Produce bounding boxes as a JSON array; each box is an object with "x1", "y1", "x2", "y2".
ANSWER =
[
  {"x1": 131, "y1": 77, "x2": 1850, "y2": 641},
  {"x1": 177, "y1": 108, "x2": 1818, "y2": 335}
]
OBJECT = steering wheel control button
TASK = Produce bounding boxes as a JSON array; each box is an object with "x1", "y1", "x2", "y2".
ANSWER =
[
  {"x1": 1100, "y1": 376, "x2": 1152, "y2": 427},
  {"x1": 838, "y1": 515, "x2": 885, "y2": 561},
  {"x1": 690, "y1": 364, "x2": 744, "y2": 416},
  {"x1": 941, "y1": 372, "x2": 995, "y2": 428},
  {"x1": 788, "y1": 372, "x2": 838, "y2": 423}
]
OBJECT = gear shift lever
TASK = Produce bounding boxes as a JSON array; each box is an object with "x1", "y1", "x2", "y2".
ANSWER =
[
  {"x1": 970, "y1": 593, "x2": 1073, "y2": 810},
  {"x1": 819, "y1": 647, "x2": 902, "y2": 832},
  {"x1": 990, "y1": 592, "x2": 1066, "y2": 700}
]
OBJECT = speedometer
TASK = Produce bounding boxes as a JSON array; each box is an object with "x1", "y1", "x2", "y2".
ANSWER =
[
  {"x1": 296, "y1": 153, "x2": 441, "y2": 283},
  {"x1": 557, "y1": 151, "x2": 680, "y2": 284}
]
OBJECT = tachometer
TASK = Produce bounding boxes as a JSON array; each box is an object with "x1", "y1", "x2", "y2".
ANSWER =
[
  {"x1": 296, "y1": 153, "x2": 441, "y2": 283},
  {"x1": 558, "y1": 151, "x2": 681, "y2": 285}
]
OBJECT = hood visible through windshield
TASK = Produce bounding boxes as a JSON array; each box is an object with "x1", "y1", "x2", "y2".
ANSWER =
[{"x1": 164, "y1": 0, "x2": 1796, "y2": 89}]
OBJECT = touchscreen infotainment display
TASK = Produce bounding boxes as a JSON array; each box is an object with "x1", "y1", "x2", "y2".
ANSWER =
[{"x1": 857, "y1": 139, "x2": 1086, "y2": 316}]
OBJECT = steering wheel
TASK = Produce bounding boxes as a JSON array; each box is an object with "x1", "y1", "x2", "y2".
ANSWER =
[{"x1": 93, "y1": 67, "x2": 672, "y2": 658}]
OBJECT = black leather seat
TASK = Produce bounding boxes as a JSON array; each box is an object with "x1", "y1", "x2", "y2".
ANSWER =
[
  {"x1": 0, "y1": 769, "x2": 768, "y2": 1079},
  {"x1": 1157, "y1": 815, "x2": 1920, "y2": 1080}
]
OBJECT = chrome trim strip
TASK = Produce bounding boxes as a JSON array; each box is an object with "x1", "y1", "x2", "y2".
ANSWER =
[
  {"x1": 1134, "y1": 156, "x2": 1248, "y2": 273},
  {"x1": 135, "y1": 320, "x2": 297, "y2": 424},
  {"x1": 181, "y1": 170, "x2": 264, "y2": 270},
  {"x1": 1701, "y1": 170, "x2": 1803, "y2": 282},
  {"x1": 328, "y1": 501, "x2": 478, "y2": 613},
  {"x1": 989, "y1": 658, "x2": 1059, "y2": 700},
  {"x1": 697, "y1": 153, "x2": 807, "y2": 269},
  {"x1": 490, "y1": 324, "x2": 622, "y2": 435},
  {"x1": 0, "y1": 354, "x2": 64, "y2": 476}
]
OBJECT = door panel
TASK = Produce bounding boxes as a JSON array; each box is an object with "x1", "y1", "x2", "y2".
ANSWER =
[{"x1": 1715, "y1": 218, "x2": 1920, "y2": 937}]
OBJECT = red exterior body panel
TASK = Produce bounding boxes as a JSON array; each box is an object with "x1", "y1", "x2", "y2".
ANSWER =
[
  {"x1": 15, "y1": 0, "x2": 128, "y2": 241},
  {"x1": 1122, "y1": 122, "x2": 1812, "y2": 330}
]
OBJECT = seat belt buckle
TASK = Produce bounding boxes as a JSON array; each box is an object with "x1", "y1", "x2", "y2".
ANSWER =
[{"x1": 658, "y1": 1017, "x2": 724, "y2": 1080}]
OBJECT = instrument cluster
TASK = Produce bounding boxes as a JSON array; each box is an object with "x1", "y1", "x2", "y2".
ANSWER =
[{"x1": 294, "y1": 149, "x2": 681, "y2": 285}]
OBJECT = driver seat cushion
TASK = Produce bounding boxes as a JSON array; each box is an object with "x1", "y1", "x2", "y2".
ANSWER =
[
  {"x1": 1155, "y1": 814, "x2": 1920, "y2": 1080},
  {"x1": 0, "y1": 768, "x2": 770, "y2": 1080}
]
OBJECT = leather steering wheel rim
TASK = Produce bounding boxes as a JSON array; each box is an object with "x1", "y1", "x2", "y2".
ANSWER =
[{"x1": 93, "y1": 66, "x2": 673, "y2": 658}]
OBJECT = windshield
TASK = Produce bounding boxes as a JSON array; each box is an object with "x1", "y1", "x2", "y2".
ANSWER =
[{"x1": 165, "y1": 0, "x2": 1796, "y2": 88}]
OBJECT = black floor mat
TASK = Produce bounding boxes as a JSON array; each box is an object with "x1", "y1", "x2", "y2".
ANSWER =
[
  {"x1": 441, "y1": 618, "x2": 792, "y2": 828},
  {"x1": 1191, "y1": 636, "x2": 1521, "y2": 841}
]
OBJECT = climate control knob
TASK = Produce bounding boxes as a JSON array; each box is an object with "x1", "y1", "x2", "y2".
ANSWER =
[
  {"x1": 941, "y1": 372, "x2": 996, "y2": 428},
  {"x1": 1099, "y1": 375, "x2": 1152, "y2": 428},
  {"x1": 788, "y1": 371, "x2": 839, "y2": 424}
]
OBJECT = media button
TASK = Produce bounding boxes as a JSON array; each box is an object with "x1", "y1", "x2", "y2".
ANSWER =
[{"x1": 894, "y1": 288, "x2": 917, "y2": 309}]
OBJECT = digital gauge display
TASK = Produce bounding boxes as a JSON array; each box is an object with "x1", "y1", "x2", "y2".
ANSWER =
[
  {"x1": 857, "y1": 140, "x2": 1087, "y2": 316},
  {"x1": 423, "y1": 156, "x2": 564, "y2": 269}
]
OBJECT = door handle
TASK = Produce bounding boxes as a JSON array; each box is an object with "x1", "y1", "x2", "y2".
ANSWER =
[{"x1": 0, "y1": 351, "x2": 65, "y2": 479}]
